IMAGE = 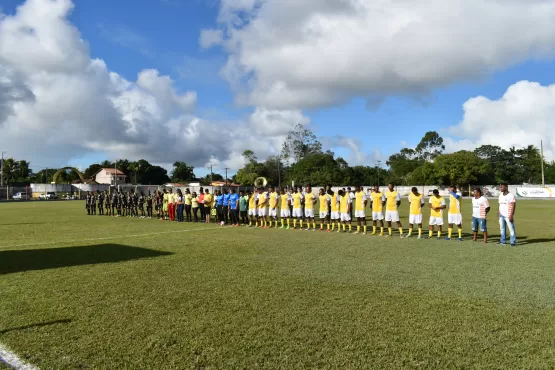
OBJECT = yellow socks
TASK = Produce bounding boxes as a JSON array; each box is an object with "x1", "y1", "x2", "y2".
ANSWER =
[
  {"x1": 268, "y1": 220, "x2": 272, "y2": 227},
  {"x1": 388, "y1": 227, "x2": 392, "y2": 235},
  {"x1": 437, "y1": 230, "x2": 441, "y2": 238},
  {"x1": 320, "y1": 223, "x2": 324, "y2": 229},
  {"x1": 342, "y1": 224, "x2": 346, "y2": 231},
  {"x1": 300, "y1": 220, "x2": 303, "y2": 228},
  {"x1": 380, "y1": 227, "x2": 384, "y2": 235},
  {"x1": 429, "y1": 230, "x2": 433, "y2": 238},
  {"x1": 363, "y1": 225, "x2": 367, "y2": 233},
  {"x1": 448, "y1": 228, "x2": 453, "y2": 238},
  {"x1": 418, "y1": 228, "x2": 422, "y2": 237},
  {"x1": 458, "y1": 229, "x2": 462, "y2": 238},
  {"x1": 249, "y1": 220, "x2": 252, "y2": 226},
  {"x1": 408, "y1": 228, "x2": 413, "y2": 236},
  {"x1": 357, "y1": 226, "x2": 361, "y2": 233},
  {"x1": 399, "y1": 228, "x2": 403, "y2": 236},
  {"x1": 372, "y1": 226, "x2": 376, "y2": 234},
  {"x1": 287, "y1": 219, "x2": 290, "y2": 227},
  {"x1": 349, "y1": 224, "x2": 352, "y2": 232},
  {"x1": 327, "y1": 224, "x2": 330, "y2": 230},
  {"x1": 293, "y1": 219, "x2": 297, "y2": 228},
  {"x1": 281, "y1": 219, "x2": 284, "y2": 227},
  {"x1": 313, "y1": 222, "x2": 316, "y2": 229},
  {"x1": 331, "y1": 222, "x2": 335, "y2": 231}
]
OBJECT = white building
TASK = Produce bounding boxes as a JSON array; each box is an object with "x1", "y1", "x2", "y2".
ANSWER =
[{"x1": 93, "y1": 168, "x2": 127, "y2": 185}]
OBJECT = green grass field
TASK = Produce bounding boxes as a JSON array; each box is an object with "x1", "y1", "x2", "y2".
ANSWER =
[{"x1": 1, "y1": 200, "x2": 554, "y2": 369}]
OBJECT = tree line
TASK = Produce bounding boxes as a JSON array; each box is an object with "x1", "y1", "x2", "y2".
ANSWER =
[{"x1": 1, "y1": 126, "x2": 554, "y2": 187}]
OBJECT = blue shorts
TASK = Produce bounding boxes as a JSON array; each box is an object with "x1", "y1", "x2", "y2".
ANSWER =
[{"x1": 472, "y1": 217, "x2": 487, "y2": 232}]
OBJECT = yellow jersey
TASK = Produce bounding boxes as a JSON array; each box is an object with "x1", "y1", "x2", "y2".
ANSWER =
[
  {"x1": 429, "y1": 196, "x2": 446, "y2": 217},
  {"x1": 184, "y1": 194, "x2": 192, "y2": 206},
  {"x1": 305, "y1": 193, "x2": 315, "y2": 210},
  {"x1": 257, "y1": 193, "x2": 267, "y2": 209},
  {"x1": 292, "y1": 193, "x2": 303, "y2": 209},
  {"x1": 280, "y1": 194, "x2": 290, "y2": 209},
  {"x1": 269, "y1": 192, "x2": 279, "y2": 208},
  {"x1": 385, "y1": 190, "x2": 400, "y2": 212},
  {"x1": 204, "y1": 194, "x2": 213, "y2": 206},
  {"x1": 339, "y1": 194, "x2": 351, "y2": 213},
  {"x1": 449, "y1": 193, "x2": 462, "y2": 214},
  {"x1": 331, "y1": 194, "x2": 339, "y2": 212},
  {"x1": 408, "y1": 193, "x2": 424, "y2": 215},
  {"x1": 371, "y1": 192, "x2": 385, "y2": 212},
  {"x1": 319, "y1": 195, "x2": 330, "y2": 213},
  {"x1": 355, "y1": 191, "x2": 367, "y2": 212},
  {"x1": 191, "y1": 197, "x2": 199, "y2": 208},
  {"x1": 163, "y1": 193, "x2": 169, "y2": 204},
  {"x1": 248, "y1": 195, "x2": 256, "y2": 210}
]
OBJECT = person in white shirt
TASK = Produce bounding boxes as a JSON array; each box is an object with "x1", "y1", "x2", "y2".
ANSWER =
[
  {"x1": 498, "y1": 183, "x2": 516, "y2": 246},
  {"x1": 471, "y1": 187, "x2": 490, "y2": 243}
]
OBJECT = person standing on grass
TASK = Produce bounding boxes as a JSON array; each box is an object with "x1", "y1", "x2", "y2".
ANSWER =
[
  {"x1": 198, "y1": 187, "x2": 205, "y2": 223},
  {"x1": 446, "y1": 185, "x2": 464, "y2": 241},
  {"x1": 268, "y1": 187, "x2": 279, "y2": 228},
  {"x1": 97, "y1": 191, "x2": 104, "y2": 216},
  {"x1": 239, "y1": 190, "x2": 249, "y2": 225},
  {"x1": 318, "y1": 188, "x2": 331, "y2": 232},
  {"x1": 304, "y1": 186, "x2": 317, "y2": 231},
  {"x1": 370, "y1": 185, "x2": 386, "y2": 235},
  {"x1": 91, "y1": 191, "x2": 97, "y2": 215},
  {"x1": 472, "y1": 187, "x2": 490, "y2": 243},
  {"x1": 229, "y1": 189, "x2": 240, "y2": 226},
  {"x1": 146, "y1": 191, "x2": 153, "y2": 219},
  {"x1": 248, "y1": 190, "x2": 257, "y2": 227},
  {"x1": 339, "y1": 189, "x2": 352, "y2": 233},
  {"x1": 280, "y1": 188, "x2": 292, "y2": 229},
  {"x1": 329, "y1": 189, "x2": 340, "y2": 232},
  {"x1": 204, "y1": 188, "x2": 213, "y2": 224},
  {"x1": 223, "y1": 189, "x2": 232, "y2": 225},
  {"x1": 86, "y1": 191, "x2": 91, "y2": 215},
  {"x1": 428, "y1": 189, "x2": 446, "y2": 239},
  {"x1": 139, "y1": 191, "x2": 146, "y2": 218},
  {"x1": 385, "y1": 183, "x2": 403, "y2": 237},
  {"x1": 104, "y1": 191, "x2": 111, "y2": 216},
  {"x1": 175, "y1": 189, "x2": 184, "y2": 222},
  {"x1": 191, "y1": 192, "x2": 199, "y2": 222},
  {"x1": 257, "y1": 188, "x2": 268, "y2": 228},
  {"x1": 498, "y1": 183, "x2": 517, "y2": 246},
  {"x1": 406, "y1": 187, "x2": 424, "y2": 239},
  {"x1": 184, "y1": 188, "x2": 192, "y2": 222},
  {"x1": 162, "y1": 189, "x2": 169, "y2": 220},
  {"x1": 354, "y1": 185, "x2": 368, "y2": 235},
  {"x1": 291, "y1": 187, "x2": 304, "y2": 229},
  {"x1": 111, "y1": 190, "x2": 118, "y2": 216},
  {"x1": 347, "y1": 187, "x2": 355, "y2": 222},
  {"x1": 215, "y1": 190, "x2": 223, "y2": 223}
]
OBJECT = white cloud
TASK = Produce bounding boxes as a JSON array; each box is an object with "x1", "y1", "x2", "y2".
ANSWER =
[
  {"x1": 0, "y1": 0, "x2": 306, "y2": 171},
  {"x1": 446, "y1": 81, "x2": 555, "y2": 160},
  {"x1": 199, "y1": 29, "x2": 223, "y2": 49},
  {"x1": 205, "y1": 0, "x2": 555, "y2": 109}
]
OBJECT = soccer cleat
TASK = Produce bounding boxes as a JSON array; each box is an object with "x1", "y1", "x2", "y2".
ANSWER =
[
  {"x1": 286, "y1": 226, "x2": 290, "y2": 230},
  {"x1": 362, "y1": 232, "x2": 367, "y2": 235},
  {"x1": 510, "y1": 243, "x2": 516, "y2": 247},
  {"x1": 379, "y1": 232, "x2": 384, "y2": 236},
  {"x1": 445, "y1": 237, "x2": 451, "y2": 241},
  {"x1": 458, "y1": 238, "x2": 463, "y2": 242},
  {"x1": 354, "y1": 231, "x2": 360, "y2": 234},
  {"x1": 279, "y1": 226, "x2": 284, "y2": 229},
  {"x1": 417, "y1": 235, "x2": 422, "y2": 239},
  {"x1": 371, "y1": 232, "x2": 376, "y2": 235},
  {"x1": 497, "y1": 242, "x2": 506, "y2": 245},
  {"x1": 326, "y1": 229, "x2": 331, "y2": 233},
  {"x1": 319, "y1": 228, "x2": 323, "y2": 231}
]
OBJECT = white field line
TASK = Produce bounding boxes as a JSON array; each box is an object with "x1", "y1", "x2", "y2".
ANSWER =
[
  {"x1": 0, "y1": 342, "x2": 39, "y2": 370},
  {"x1": 0, "y1": 226, "x2": 227, "y2": 250}
]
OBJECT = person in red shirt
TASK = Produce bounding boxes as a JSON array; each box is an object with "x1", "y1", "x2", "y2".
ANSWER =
[{"x1": 198, "y1": 187, "x2": 205, "y2": 223}]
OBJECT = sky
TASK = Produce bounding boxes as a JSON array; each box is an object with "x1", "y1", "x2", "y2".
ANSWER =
[{"x1": 1, "y1": 0, "x2": 555, "y2": 178}]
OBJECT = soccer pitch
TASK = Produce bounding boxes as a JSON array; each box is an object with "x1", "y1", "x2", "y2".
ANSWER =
[{"x1": 1, "y1": 200, "x2": 554, "y2": 369}]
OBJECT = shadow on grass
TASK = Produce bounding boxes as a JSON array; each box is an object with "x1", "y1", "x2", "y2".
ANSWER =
[
  {"x1": 0, "y1": 319, "x2": 72, "y2": 335},
  {"x1": 0, "y1": 244, "x2": 172, "y2": 275}
]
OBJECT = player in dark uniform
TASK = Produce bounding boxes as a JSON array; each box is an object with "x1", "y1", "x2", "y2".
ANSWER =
[
  {"x1": 155, "y1": 190, "x2": 162, "y2": 219},
  {"x1": 138, "y1": 191, "x2": 146, "y2": 218},
  {"x1": 133, "y1": 190, "x2": 139, "y2": 218},
  {"x1": 97, "y1": 191, "x2": 104, "y2": 216},
  {"x1": 120, "y1": 191, "x2": 127, "y2": 217},
  {"x1": 126, "y1": 191, "x2": 132, "y2": 217},
  {"x1": 146, "y1": 191, "x2": 153, "y2": 219},
  {"x1": 104, "y1": 191, "x2": 111, "y2": 216},
  {"x1": 86, "y1": 192, "x2": 92, "y2": 215},
  {"x1": 90, "y1": 192, "x2": 97, "y2": 215}
]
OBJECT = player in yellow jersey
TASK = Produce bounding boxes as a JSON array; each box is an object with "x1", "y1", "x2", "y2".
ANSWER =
[
  {"x1": 385, "y1": 183, "x2": 403, "y2": 237},
  {"x1": 304, "y1": 186, "x2": 317, "y2": 231},
  {"x1": 328, "y1": 190, "x2": 340, "y2": 231},
  {"x1": 267, "y1": 187, "x2": 279, "y2": 228},
  {"x1": 291, "y1": 188, "x2": 304, "y2": 229},
  {"x1": 446, "y1": 185, "x2": 463, "y2": 241},
  {"x1": 247, "y1": 190, "x2": 257, "y2": 227},
  {"x1": 354, "y1": 185, "x2": 368, "y2": 234},
  {"x1": 370, "y1": 185, "x2": 386, "y2": 235},
  {"x1": 162, "y1": 189, "x2": 169, "y2": 220},
  {"x1": 406, "y1": 187, "x2": 424, "y2": 238},
  {"x1": 318, "y1": 188, "x2": 331, "y2": 231},
  {"x1": 279, "y1": 188, "x2": 291, "y2": 229},
  {"x1": 428, "y1": 189, "x2": 446, "y2": 239},
  {"x1": 339, "y1": 189, "x2": 352, "y2": 232},
  {"x1": 257, "y1": 188, "x2": 268, "y2": 228}
]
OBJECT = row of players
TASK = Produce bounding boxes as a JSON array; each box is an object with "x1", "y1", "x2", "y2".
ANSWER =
[{"x1": 85, "y1": 184, "x2": 517, "y2": 244}]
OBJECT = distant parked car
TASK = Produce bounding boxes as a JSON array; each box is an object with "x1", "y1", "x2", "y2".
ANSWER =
[
  {"x1": 39, "y1": 192, "x2": 58, "y2": 200},
  {"x1": 12, "y1": 192, "x2": 25, "y2": 200},
  {"x1": 64, "y1": 194, "x2": 77, "y2": 200}
]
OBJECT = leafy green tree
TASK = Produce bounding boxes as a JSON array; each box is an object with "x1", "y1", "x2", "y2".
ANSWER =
[
  {"x1": 170, "y1": 161, "x2": 195, "y2": 183},
  {"x1": 415, "y1": 131, "x2": 445, "y2": 162},
  {"x1": 83, "y1": 164, "x2": 103, "y2": 179},
  {"x1": 281, "y1": 124, "x2": 323, "y2": 163},
  {"x1": 235, "y1": 150, "x2": 262, "y2": 186},
  {"x1": 285, "y1": 153, "x2": 343, "y2": 186},
  {"x1": 433, "y1": 151, "x2": 489, "y2": 186}
]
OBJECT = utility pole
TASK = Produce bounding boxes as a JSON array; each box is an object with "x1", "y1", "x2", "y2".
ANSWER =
[
  {"x1": 541, "y1": 140, "x2": 545, "y2": 188},
  {"x1": 208, "y1": 165, "x2": 214, "y2": 184},
  {"x1": 1, "y1": 151, "x2": 6, "y2": 188},
  {"x1": 225, "y1": 168, "x2": 230, "y2": 186}
]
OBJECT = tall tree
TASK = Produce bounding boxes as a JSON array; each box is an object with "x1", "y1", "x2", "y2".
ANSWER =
[
  {"x1": 433, "y1": 151, "x2": 489, "y2": 186},
  {"x1": 281, "y1": 124, "x2": 323, "y2": 163},
  {"x1": 415, "y1": 131, "x2": 445, "y2": 162},
  {"x1": 83, "y1": 164, "x2": 103, "y2": 179},
  {"x1": 171, "y1": 161, "x2": 195, "y2": 183},
  {"x1": 235, "y1": 150, "x2": 262, "y2": 186}
]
